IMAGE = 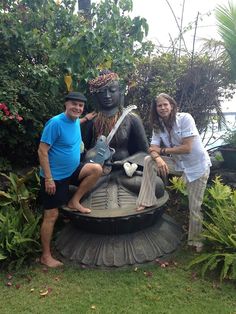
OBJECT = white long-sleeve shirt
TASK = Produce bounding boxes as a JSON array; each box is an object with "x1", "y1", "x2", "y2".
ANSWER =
[{"x1": 151, "y1": 112, "x2": 211, "y2": 182}]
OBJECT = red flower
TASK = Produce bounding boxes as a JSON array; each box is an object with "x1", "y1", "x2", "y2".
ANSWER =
[
  {"x1": 0, "y1": 103, "x2": 8, "y2": 111},
  {"x1": 0, "y1": 103, "x2": 23, "y2": 122}
]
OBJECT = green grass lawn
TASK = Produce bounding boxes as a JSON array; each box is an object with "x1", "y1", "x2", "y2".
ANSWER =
[{"x1": 1, "y1": 249, "x2": 236, "y2": 314}]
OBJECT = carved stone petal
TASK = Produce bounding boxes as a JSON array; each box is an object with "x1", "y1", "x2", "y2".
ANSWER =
[{"x1": 56, "y1": 213, "x2": 182, "y2": 267}]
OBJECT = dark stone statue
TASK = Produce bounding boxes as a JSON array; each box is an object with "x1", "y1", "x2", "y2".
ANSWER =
[
  {"x1": 56, "y1": 71, "x2": 182, "y2": 267},
  {"x1": 80, "y1": 70, "x2": 166, "y2": 212},
  {"x1": 82, "y1": 79, "x2": 149, "y2": 161}
]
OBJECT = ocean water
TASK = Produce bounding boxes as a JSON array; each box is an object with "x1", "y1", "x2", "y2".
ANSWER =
[{"x1": 202, "y1": 113, "x2": 236, "y2": 150}]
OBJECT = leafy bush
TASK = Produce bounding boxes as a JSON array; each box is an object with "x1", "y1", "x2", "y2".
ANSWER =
[
  {"x1": 0, "y1": 0, "x2": 151, "y2": 167},
  {"x1": 126, "y1": 53, "x2": 233, "y2": 138},
  {"x1": 169, "y1": 176, "x2": 236, "y2": 281},
  {"x1": 189, "y1": 177, "x2": 236, "y2": 281},
  {"x1": 0, "y1": 168, "x2": 41, "y2": 269}
]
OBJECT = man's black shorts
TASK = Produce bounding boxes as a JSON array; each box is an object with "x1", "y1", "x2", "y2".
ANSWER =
[{"x1": 40, "y1": 163, "x2": 84, "y2": 210}]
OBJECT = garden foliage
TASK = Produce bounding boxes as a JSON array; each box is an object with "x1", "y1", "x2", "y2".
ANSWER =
[
  {"x1": 169, "y1": 176, "x2": 236, "y2": 281},
  {"x1": 0, "y1": 0, "x2": 235, "y2": 169},
  {"x1": 126, "y1": 53, "x2": 234, "y2": 138},
  {"x1": 0, "y1": 0, "x2": 151, "y2": 168},
  {"x1": 216, "y1": 1, "x2": 236, "y2": 80},
  {"x1": 0, "y1": 168, "x2": 41, "y2": 269}
]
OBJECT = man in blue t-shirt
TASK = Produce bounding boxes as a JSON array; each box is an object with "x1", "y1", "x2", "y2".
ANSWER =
[{"x1": 38, "y1": 92, "x2": 102, "y2": 267}]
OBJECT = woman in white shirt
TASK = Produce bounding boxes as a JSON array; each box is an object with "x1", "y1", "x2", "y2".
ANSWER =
[{"x1": 136, "y1": 93, "x2": 211, "y2": 252}]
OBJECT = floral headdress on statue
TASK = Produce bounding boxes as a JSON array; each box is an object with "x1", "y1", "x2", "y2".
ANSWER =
[
  {"x1": 88, "y1": 70, "x2": 121, "y2": 138},
  {"x1": 89, "y1": 70, "x2": 119, "y2": 94}
]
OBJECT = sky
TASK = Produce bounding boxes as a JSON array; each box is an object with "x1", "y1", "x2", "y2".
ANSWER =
[{"x1": 132, "y1": 0, "x2": 230, "y2": 49}]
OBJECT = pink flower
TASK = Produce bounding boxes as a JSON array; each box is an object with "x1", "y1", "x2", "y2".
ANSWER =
[
  {"x1": 9, "y1": 115, "x2": 14, "y2": 119},
  {"x1": 16, "y1": 114, "x2": 23, "y2": 122},
  {"x1": 4, "y1": 110, "x2": 10, "y2": 116}
]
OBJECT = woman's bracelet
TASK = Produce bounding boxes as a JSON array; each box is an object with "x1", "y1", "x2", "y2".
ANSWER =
[
  {"x1": 148, "y1": 147, "x2": 158, "y2": 154},
  {"x1": 160, "y1": 147, "x2": 167, "y2": 156}
]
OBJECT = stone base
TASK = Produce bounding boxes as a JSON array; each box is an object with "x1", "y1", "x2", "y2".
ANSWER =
[{"x1": 55, "y1": 213, "x2": 183, "y2": 267}]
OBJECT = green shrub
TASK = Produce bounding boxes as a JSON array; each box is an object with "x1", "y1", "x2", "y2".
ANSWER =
[
  {"x1": 189, "y1": 177, "x2": 236, "y2": 281},
  {"x1": 169, "y1": 176, "x2": 236, "y2": 281},
  {"x1": 0, "y1": 168, "x2": 41, "y2": 269},
  {"x1": 0, "y1": 0, "x2": 151, "y2": 167}
]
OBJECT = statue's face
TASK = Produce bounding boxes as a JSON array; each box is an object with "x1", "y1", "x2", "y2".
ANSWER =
[{"x1": 95, "y1": 80, "x2": 120, "y2": 111}]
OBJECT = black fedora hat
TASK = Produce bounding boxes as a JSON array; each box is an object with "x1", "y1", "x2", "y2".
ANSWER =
[{"x1": 65, "y1": 92, "x2": 87, "y2": 103}]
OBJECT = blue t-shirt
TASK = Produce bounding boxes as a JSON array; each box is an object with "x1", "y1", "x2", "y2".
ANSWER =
[{"x1": 40, "y1": 113, "x2": 81, "y2": 180}]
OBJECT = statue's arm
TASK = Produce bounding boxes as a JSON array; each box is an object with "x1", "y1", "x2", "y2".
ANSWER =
[{"x1": 129, "y1": 113, "x2": 149, "y2": 154}]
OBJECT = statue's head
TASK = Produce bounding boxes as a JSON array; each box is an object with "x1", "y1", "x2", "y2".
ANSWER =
[{"x1": 89, "y1": 70, "x2": 122, "y2": 116}]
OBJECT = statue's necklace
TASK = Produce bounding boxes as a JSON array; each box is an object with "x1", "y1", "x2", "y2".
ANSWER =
[{"x1": 94, "y1": 111, "x2": 121, "y2": 138}]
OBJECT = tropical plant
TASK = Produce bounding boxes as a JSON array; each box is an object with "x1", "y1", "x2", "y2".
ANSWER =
[
  {"x1": 215, "y1": 1, "x2": 236, "y2": 80},
  {"x1": 170, "y1": 175, "x2": 236, "y2": 281},
  {"x1": 189, "y1": 177, "x2": 236, "y2": 281},
  {"x1": 168, "y1": 176, "x2": 188, "y2": 210},
  {"x1": 0, "y1": 168, "x2": 41, "y2": 269}
]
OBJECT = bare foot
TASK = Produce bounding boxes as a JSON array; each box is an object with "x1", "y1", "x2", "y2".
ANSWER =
[
  {"x1": 40, "y1": 256, "x2": 63, "y2": 268},
  {"x1": 67, "y1": 201, "x2": 91, "y2": 214},
  {"x1": 136, "y1": 205, "x2": 146, "y2": 212}
]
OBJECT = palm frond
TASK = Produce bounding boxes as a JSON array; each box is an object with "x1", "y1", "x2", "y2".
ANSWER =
[{"x1": 215, "y1": 1, "x2": 236, "y2": 79}]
